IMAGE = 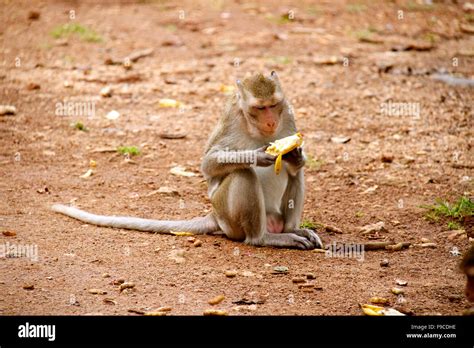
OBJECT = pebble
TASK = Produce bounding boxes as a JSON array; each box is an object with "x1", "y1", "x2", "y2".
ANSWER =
[
  {"x1": 88, "y1": 289, "x2": 107, "y2": 295},
  {"x1": 380, "y1": 259, "x2": 390, "y2": 267},
  {"x1": 0, "y1": 105, "x2": 16, "y2": 115},
  {"x1": 119, "y1": 282, "x2": 135, "y2": 292},
  {"x1": 23, "y1": 284, "x2": 34, "y2": 290},
  {"x1": 193, "y1": 240, "x2": 202, "y2": 247},
  {"x1": 208, "y1": 295, "x2": 225, "y2": 305},
  {"x1": 225, "y1": 270, "x2": 237, "y2": 278},
  {"x1": 100, "y1": 86, "x2": 112, "y2": 97},
  {"x1": 306, "y1": 273, "x2": 316, "y2": 280},
  {"x1": 292, "y1": 277, "x2": 307, "y2": 284},
  {"x1": 391, "y1": 287, "x2": 404, "y2": 295},
  {"x1": 272, "y1": 266, "x2": 289, "y2": 274},
  {"x1": 203, "y1": 309, "x2": 228, "y2": 316}
]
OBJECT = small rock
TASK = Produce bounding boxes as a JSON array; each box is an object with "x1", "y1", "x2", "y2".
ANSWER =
[
  {"x1": 193, "y1": 240, "x2": 202, "y2": 247},
  {"x1": 360, "y1": 221, "x2": 386, "y2": 235},
  {"x1": 203, "y1": 309, "x2": 228, "y2": 316},
  {"x1": 380, "y1": 259, "x2": 390, "y2": 267},
  {"x1": 370, "y1": 297, "x2": 389, "y2": 305},
  {"x1": 102, "y1": 273, "x2": 110, "y2": 278},
  {"x1": 23, "y1": 284, "x2": 34, "y2": 290},
  {"x1": 144, "y1": 311, "x2": 167, "y2": 316},
  {"x1": 168, "y1": 249, "x2": 186, "y2": 263},
  {"x1": 292, "y1": 277, "x2": 306, "y2": 284},
  {"x1": 381, "y1": 154, "x2": 394, "y2": 163},
  {"x1": 119, "y1": 282, "x2": 135, "y2": 292},
  {"x1": 396, "y1": 279, "x2": 408, "y2": 286},
  {"x1": 2, "y1": 230, "x2": 17, "y2": 237},
  {"x1": 391, "y1": 287, "x2": 404, "y2": 295},
  {"x1": 26, "y1": 82, "x2": 40, "y2": 90},
  {"x1": 242, "y1": 271, "x2": 255, "y2": 277},
  {"x1": 447, "y1": 294, "x2": 462, "y2": 303},
  {"x1": 208, "y1": 294, "x2": 225, "y2": 305},
  {"x1": 103, "y1": 298, "x2": 117, "y2": 305},
  {"x1": 420, "y1": 238, "x2": 430, "y2": 243},
  {"x1": 105, "y1": 110, "x2": 120, "y2": 120},
  {"x1": 0, "y1": 105, "x2": 17, "y2": 116},
  {"x1": 330, "y1": 136, "x2": 351, "y2": 144},
  {"x1": 415, "y1": 243, "x2": 437, "y2": 249},
  {"x1": 187, "y1": 237, "x2": 196, "y2": 243},
  {"x1": 272, "y1": 266, "x2": 289, "y2": 274},
  {"x1": 28, "y1": 10, "x2": 40, "y2": 20},
  {"x1": 306, "y1": 273, "x2": 316, "y2": 280},
  {"x1": 225, "y1": 270, "x2": 237, "y2": 278},
  {"x1": 100, "y1": 86, "x2": 112, "y2": 98},
  {"x1": 88, "y1": 289, "x2": 107, "y2": 295}
]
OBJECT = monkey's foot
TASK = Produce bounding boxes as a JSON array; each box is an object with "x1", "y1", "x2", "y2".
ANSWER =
[
  {"x1": 292, "y1": 228, "x2": 323, "y2": 249},
  {"x1": 255, "y1": 232, "x2": 315, "y2": 250}
]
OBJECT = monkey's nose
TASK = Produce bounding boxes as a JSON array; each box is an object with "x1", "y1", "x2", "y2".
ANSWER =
[{"x1": 266, "y1": 121, "x2": 276, "y2": 129}]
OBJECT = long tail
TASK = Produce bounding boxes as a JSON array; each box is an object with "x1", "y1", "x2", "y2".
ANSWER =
[{"x1": 51, "y1": 204, "x2": 219, "y2": 234}]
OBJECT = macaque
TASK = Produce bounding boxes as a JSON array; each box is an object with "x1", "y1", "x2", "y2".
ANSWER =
[
  {"x1": 52, "y1": 72, "x2": 322, "y2": 250},
  {"x1": 460, "y1": 246, "x2": 474, "y2": 302}
]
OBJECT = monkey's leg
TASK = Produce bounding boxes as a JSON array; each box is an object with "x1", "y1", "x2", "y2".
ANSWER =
[
  {"x1": 281, "y1": 170, "x2": 323, "y2": 248},
  {"x1": 211, "y1": 169, "x2": 314, "y2": 250}
]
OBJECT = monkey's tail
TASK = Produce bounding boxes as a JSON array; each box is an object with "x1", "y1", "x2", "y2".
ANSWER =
[{"x1": 51, "y1": 204, "x2": 219, "y2": 234}]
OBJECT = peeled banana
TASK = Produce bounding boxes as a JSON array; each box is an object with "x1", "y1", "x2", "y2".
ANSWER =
[{"x1": 265, "y1": 132, "x2": 303, "y2": 175}]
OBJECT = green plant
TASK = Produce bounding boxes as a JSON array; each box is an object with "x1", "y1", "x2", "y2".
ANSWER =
[
  {"x1": 346, "y1": 4, "x2": 366, "y2": 13},
  {"x1": 72, "y1": 121, "x2": 88, "y2": 132},
  {"x1": 117, "y1": 146, "x2": 141, "y2": 156},
  {"x1": 306, "y1": 155, "x2": 324, "y2": 171},
  {"x1": 300, "y1": 220, "x2": 323, "y2": 230},
  {"x1": 51, "y1": 23, "x2": 103, "y2": 43},
  {"x1": 421, "y1": 196, "x2": 473, "y2": 229}
]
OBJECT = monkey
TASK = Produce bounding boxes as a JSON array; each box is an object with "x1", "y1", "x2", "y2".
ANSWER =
[
  {"x1": 52, "y1": 71, "x2": 322, "y2": 250},
  {"x1": 460, "y1": 246, "x2": 474, "y2": 302}
]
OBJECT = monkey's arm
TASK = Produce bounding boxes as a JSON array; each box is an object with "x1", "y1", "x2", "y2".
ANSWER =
[
  {"x1": 282, "y1": 147, "x2": 306, "y2": 177},
  {"x1": 201, "y1": 146, "x2": 275, "y2": 179}
]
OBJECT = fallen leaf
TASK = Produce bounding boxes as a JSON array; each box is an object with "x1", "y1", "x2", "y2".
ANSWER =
[
  {"x1": 2, "y1": 231, "x2": 17, "y2": 237},
  {"x1": 208, "y1": 295, "x2": 225, "y2": 305},
  {"x1": 203, "y1": 309, "x2": 228, "y2": 316},
  {"x1": 105, "y1": 110, "x2": 120, "y2": 120},
  {"x1": 330, "y1": 136, "x2": 351, "y2": 144},
  {"x1": 80, "y1": 169, "x2": 94, "y2": 179},
  {"x1": 170, "y1": 165, "x2": 197, "y2": 177},
  {"x1": 359, "y1": 221, "x2": 385, "y2": 235},
  {"x1": 158, "y1": 98, "x2": 182, "y2": 108}
]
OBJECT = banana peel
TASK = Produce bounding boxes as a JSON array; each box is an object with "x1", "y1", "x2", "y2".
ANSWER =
[
  {"x1": 360, "y1": 304, "x2": 405, "y2": 316},
  {"x1": 265, "y1": 133, "x2": 303, "y2": 175}
]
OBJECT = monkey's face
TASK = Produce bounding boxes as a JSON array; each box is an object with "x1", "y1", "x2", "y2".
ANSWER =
[
  {"x1": 243, "y1": 96, "x2": 283, "y2": 137},
  {"x1": 237, "y1": 72, "x2": 284, "y2": 137}
]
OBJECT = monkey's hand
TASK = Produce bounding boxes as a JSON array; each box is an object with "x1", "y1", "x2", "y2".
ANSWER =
[
  {"x1": 255, "y1": 146, "x2": 276, "y2": 167},
  {"x1": 282, "y1": 147, "x2": 305, "y2": 170}
]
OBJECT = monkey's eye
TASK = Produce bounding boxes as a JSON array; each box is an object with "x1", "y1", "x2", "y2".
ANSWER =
[
  {"x1": 254, "y1": 106, "x2": 265, "y2": 110},
  {"x1": 269, "y1": 103, "x2": 279, "y2": 108}
]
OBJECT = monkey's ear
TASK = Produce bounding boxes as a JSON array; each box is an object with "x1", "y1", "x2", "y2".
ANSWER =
[
  {"x1": 270, "y1": 71, "x2": 281, "y2": 86},
  {"x1": 236, "y1": 79, "x2": 245, "y2": 97}
]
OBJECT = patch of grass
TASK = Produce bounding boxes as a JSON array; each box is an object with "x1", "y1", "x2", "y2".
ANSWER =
[
  {"x1": 447, "y1": 221, "x2": 461, "y2": 230},
  {"x1": 423, "y1": 32, "x2": 438, "y2": 44},
  {"x1": 405, "y1": 1, "x2": 435, "y2": 11},
  {"x1": 72, "y1": 121, "x2": 88, "y2": 132},
  {"x1": 346, "y1": 3, "x2": 366, "y2": 13},
  {"x1": 465, "y1": 13, "x2": 474, "y2": 22},
  {"x1": 306, "y1": 155, "x2": 324, "y2": 171},
  {"x1": 51, "y1": 23, "x2": 103, "y2": 43},
  {"x1": 265, "y1": 14, "x2": 293, "y2": 25},
  {"x1": 421, "y1": 196, "x2": 473, "y2": 229},
  {"x1": 300, "y1": 220, "x2": 323, "y2": 230},
  {"x1": 117, "y1": 146, "x2": 141, "y2": 156},
  {"x1": 165, "y1": 24, "x2": 177, "y2": 32},
  {"x1": 270, "y1": 56, "x2": 292, "y2": 64},
  {"x1": 353, "y1": 28, "x2": 375, "y2": 41}
]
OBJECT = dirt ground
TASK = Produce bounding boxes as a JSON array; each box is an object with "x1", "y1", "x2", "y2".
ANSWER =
[{"x1": 0, "y1": 0, "x2": 473, "y2": 316}]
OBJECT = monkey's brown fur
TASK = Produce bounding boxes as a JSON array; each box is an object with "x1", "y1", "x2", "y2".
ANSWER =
[{"x1": 242, "y1": 73, "x2": 276, "y2": 99}]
